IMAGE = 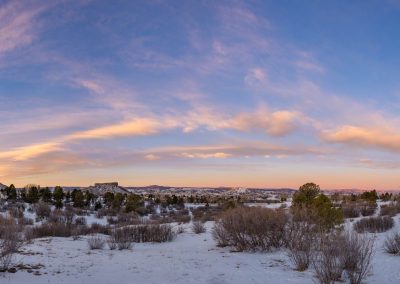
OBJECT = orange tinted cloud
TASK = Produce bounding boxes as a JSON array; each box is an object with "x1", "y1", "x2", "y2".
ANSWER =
[
  {"x1": 66, "y1": 118, "x2": 166, "y2": 140},
  {"x1": 0, "y1": 142, "x2": 61, "y2": 161},
  {"x1": 322, "y1": 125, "x2": 400, "y2": 152}
]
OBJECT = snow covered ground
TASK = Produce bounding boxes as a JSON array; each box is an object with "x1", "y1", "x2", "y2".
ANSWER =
[{"x1": 1, "y1": 207, "x2": 400, "y2": 283}]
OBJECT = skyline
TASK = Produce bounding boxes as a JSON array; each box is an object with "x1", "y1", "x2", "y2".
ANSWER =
[{"x1": 1, "y1": 0, "x2": 400, "y2": 190}]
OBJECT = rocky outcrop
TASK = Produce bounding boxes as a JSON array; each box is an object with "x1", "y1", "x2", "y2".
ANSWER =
[{"x1": 85, "y1": 182, "x2": 128, "y2": 195}]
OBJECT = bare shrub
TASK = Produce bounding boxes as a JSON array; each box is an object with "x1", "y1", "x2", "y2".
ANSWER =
[
  {"x1": 341, "y1": 203, "x2": 360, "y2": 219},
  {"x1": 192, "y1": 206, "x2": 222, "y2": 222},
  {"x1": 172, "y1": 211, "x2": 191, "y2": 224},
  {"x1": 380, "y1": 202, "x2": 400, "y2": 217},
  {"x1": 212, "y1": 222, "x2": 230, "y2": 247},
  {"x1": 176, "y1": 226, "x2": 185, "y2": 234},
  {"x1": 0, "y1": 223, "x2": 23, "y2": 270},
  {"x1": 89, "y1": 223, "x2": 110, "y2": 235},
  {"x1": 107, "y1": 212, "x2": 139, "y2": 226},
  {"x1": 313, "y1": 232, "x2": 344, "y2": 284},
  {"x1": 17, "y1": 217, "x2": 34, "y2": 226},
  {"x1": 313, "y1": 231, "x2": 374, "y2": 284},
  {"x1": 34, "y1": 202, "x2": 51, "y2": 220},
  {"x1": 192, "y1": 221, "x2": 206, "y2": 234},
  {"x1": 87, "y1": 235, "x2": 105, "y2": 250},
  {"x1": 74, "y1": 217, "x2": 87, "y2": 226},
  {"x1": 108, "y1": 228, "x2": 132, "y2": 250},
  {"x1": 286, "y1": 218, "x2": 318, "y2": 271},
  {"x1": 340, "y1": 231, "x2": 375, "y2": 284},
  {"x1": 212, "y1": 207, "x2": 287, "y2": 251},
  {"x1": 383, "y1": 232, "x2": 400, "y2": 255},
  {"x1": 131, "y1": 223, "x2": 176, "y2": 243},
  {"x1": 353, "y1": 216, "x2": 394, "y2": 233},
  {"x1": 360, "y1": 204, "x2": 376, "y2": 217},
  {"x1": 27, "y1": 222, "x2": 80, "y2": 238},
  {"x1": 8, "y1": 207, "x2": 24, "y2": 219}
]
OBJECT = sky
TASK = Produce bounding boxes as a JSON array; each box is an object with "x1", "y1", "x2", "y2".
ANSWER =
[{"x1": 1, "y1": 0, "x2": 400, "y2": 190}]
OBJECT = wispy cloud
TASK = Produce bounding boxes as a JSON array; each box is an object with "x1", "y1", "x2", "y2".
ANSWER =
[{"x1": 0, "y1": 1, "x2": 47, "y2": 56}]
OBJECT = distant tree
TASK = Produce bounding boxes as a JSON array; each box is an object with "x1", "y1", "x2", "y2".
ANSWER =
[
  {"x1": 292, "y1": 182, "x2": 321, "y2": 207},
  {"x1": 6, "y1": 184, "x2": 17, "y2": 200},
  {"x1": 112, "y1": 193, "x2": 125, "y2": 210},
  {"x1": 380, "y1": 192, "x2": 392, "y2": 202},
  {"x1": 73, "y1": 190, "x2": 85, "y2": 208},
  {"x1": 19, "y1": 188, "x2": 27, "y2": 202},
  {"x1": 360, "y1": 190, "x2": 378, "y2": 203},
  {"x1": 84, "y1": 191, "x2": 95, "y2": 207},
  {"x1": 65, "y1": 191, "x2": 71, "y2": 203},
  {"x1": 103, "y1": 192, "x2": 114, "y2": 207},
  {"x1": 53, "y1": 186, "x2": 64, "y2": 209},
  {"x1": 71, "y1": 189, "x2": 78, "y2": 203},
  {"x1": 39, "y1": 187, "x2": 52, "y2": 203},
  {"x1": 26, "y1": 186, "x2": 40, "y2": 203},
  {"x1": 125, "y1": 194, "x2": 143, "y2": 213},
  {"x1": 94, "y1": 200, "x2": 102, "y2": 210}
]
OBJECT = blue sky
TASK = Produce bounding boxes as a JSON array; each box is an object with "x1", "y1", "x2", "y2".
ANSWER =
[{"x1": 1, "y1": 0, "x2": 400, "y2": 189}]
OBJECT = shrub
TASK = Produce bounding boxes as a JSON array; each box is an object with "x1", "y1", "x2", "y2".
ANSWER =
[
  {"x1": 313, "y1": 232, "x2": 344, "y2": 284},
  {"x1": 34, "y1": 202, "x2": 51, "y2": 220},
  {"x1": 108, "y1": 228, "x2": 132, "y2": 250},
  {"x1": 340, "y1": 232, "x2": 375, "y2": 284},
  {"x1": 212, "y1": 222, "x2": 230, "y2": 247},
  {"x1": 380, "y1": 202, "x2": 400, "y2": 217},
  {"x1": 313, "y1": 230, "x2": 375, "y2": 284},
  {"x1": 353, "y1": 216, "x2": 394, "y2": 233},
  {"x1": 383, "y1": 232, "x2": 400, "y2": 255},
  {"x1": 87, "y1": 235, "x2": 105, "y2": 250},
  {"x1": 8, "y1": 207, "x2": 24, "y2": 219},
  {"x1": 27, "y1": 222, "x2": 79, "y2": 238},
  {"x1": 212, "y1": 207, "x2": 287, "y2": 251},
  {"x1": 89, "y1": 223, "x2": 110, "y2": 235},
  {"x1": 74, "y1": 217, "x2": 87, "y2": 226},
  {"x1": 0, "y1": 223, "x2": 23, "y2": 271},
  {"x1": 130, "y1": 223, "x2": 176, "y2": 243},
  {"x1": 192, "y1": 221, "x2": 206, "y2": 234},
  {"x1": 286, "y1": 218, "x2": 318, "y2": 271},
  {"x1": 176, "y1": 226, "x2": 185, "y2": 234},
  {"x1": 341, "y1": 203, "x2": 360, "y2": 219},
  {"x1": 360, "y1": 204, "x2": 376, "y2": 217}
]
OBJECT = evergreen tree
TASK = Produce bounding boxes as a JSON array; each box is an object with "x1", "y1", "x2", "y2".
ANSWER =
[
  {"x1": 39, "y1": 187, "x2": 52, "y2": 203},
  {"x1": 73, "y1": 190, "x2": 85, "y2": 208},
  {"x1": 53, "y1": 186, "x2": 64, "y2": 209},
  {"x1": 6, "y1": 184, "x2": 17, "y2": 200},
  {"x1": 103, "y1": 192, "x2": 115, "y2": 207},
  {"x1": 26, "y1": 186, "x2": 40, "y2": 203},
  {"x1": 112, "y1": 193, "x2": 125, "y2": 210}
]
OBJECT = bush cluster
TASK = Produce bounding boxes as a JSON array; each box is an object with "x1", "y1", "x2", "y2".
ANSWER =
[
  {"x1": 353, "y1": 216, "x2": 394, "y2": 233},
  {"x1": 213, "y1": 207, "x2": 287, "y2": 251}
]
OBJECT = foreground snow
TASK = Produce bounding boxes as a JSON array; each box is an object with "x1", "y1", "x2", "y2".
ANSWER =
[{"x1": 2, "y1": 217, "x2": 400, "y2": 283}]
